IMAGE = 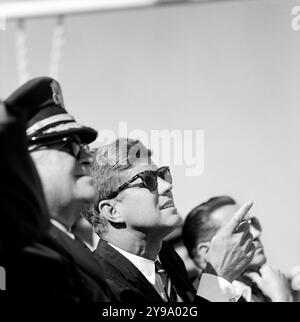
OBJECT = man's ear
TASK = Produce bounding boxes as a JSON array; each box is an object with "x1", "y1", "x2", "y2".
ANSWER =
[
  {"x1": 195, "y1": 242, "x2": 210, "y2": 270},
  {"x1": 98, "y1": 200, "x2": 124, "y2": 224}
]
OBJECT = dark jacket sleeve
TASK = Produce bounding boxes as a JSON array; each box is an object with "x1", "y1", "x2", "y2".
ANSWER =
[
  {"x1": 8, "y1": 240, "x2": 80, "y2": 302},
  {"x1": 0, "y1": 121, "x2": 49, "y2": 262}
]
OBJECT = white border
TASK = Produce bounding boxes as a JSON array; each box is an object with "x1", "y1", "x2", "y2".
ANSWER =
[{"x1": 0, "y1": 0, "x2": 211, "y2": 21}]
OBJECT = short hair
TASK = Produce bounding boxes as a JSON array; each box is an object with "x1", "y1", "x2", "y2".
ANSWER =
[
  {"x1": 182, "y1": 196, "x2": 236, "y2": 259},
  {"x1": 82, "y1": 138, "x2": 152, "y2": 236}
]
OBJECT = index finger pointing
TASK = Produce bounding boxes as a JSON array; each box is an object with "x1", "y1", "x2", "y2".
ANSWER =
[{"x1": 223, "y1": 201, "x2": 253, "y2": 234}]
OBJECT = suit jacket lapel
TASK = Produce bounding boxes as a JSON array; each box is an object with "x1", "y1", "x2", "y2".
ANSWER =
[
  {"x1": 49, "y1": 224, "x2": 107, "y2": 286},
  {"x1": 95, "y1": 239, "x2": 164, "y2": 302},
  {"x1": 159, "y1": 241, "x2": 196, "y2": 302}
]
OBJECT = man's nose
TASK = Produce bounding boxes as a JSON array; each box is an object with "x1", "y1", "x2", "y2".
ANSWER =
[
  {"x1": 157, "y1": 176, "x2": 173, "y2": 195},
  {"x1": 250, "y1": 224, "x2": 261, "y2": 240}
]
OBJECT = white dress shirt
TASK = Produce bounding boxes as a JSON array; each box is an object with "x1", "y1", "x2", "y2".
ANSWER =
[
  {"x1": 109, "y1": 243, "x2": 156, "y2": 285},
  {"x1": 50, "y1": 219, "x2": 75, "y2": 240},
  {"x1": 232, "y1": 280, "x2": 252, "y2": 302}
]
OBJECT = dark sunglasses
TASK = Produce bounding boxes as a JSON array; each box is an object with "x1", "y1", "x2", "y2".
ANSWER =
[
  {"x1": 28, "y1": 136, "x2": 91, "y2": 159},
  {"x1": 105, "y1": 166, "x2": 172, "y2": 199}
]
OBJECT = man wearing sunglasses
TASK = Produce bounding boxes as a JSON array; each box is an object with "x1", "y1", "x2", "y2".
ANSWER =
[
  {"x1": 3, "y1": 77, "x2": 112, "y2": 301},
  {"x1": 182, "y1": 196, "x2": 293, "y2": 302},
  {"x1": 85, "y1": 138, "x2": 256, "y2": 302}
]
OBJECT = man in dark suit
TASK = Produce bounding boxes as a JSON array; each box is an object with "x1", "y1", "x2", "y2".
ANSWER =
[
  {"x1": 182, "y1": 196, "x2": 293, "y2": 302},
  {"x1": 85, "y1": 138, "x2": 256, "y2": 302},
  {"x1": 3, "y1": 77, "x2": 112, "y2": 301},
  {"x1": 0, "y1": 99, "x2": 49, "y2": 265}
]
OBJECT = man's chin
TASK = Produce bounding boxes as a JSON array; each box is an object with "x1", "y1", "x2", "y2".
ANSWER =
[
  {"x1": 159, "y1": 217, "x2": 182, "y2": 238},
  {"x1": 160, "y1": 206, "x2": 182, "y2": 224},
  {"x1": 75, "y1": 177, "x2": 97, "y2": 203},
  {"x1": 76, "y1": 175, "x2": 94, "y2": 183},
  {"x1": 170, "y1": 211, "x2": 183, "y2": 227}
]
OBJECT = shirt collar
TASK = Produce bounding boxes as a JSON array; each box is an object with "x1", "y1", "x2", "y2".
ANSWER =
[
  {"x1": 50, "y1": 219, "x2": 75, "y2": 240},
  {"x1": 232, "y1": 280, "x2": 252, "y2": 302},
  {"x1": 108, "y1": 243, "x2": 156, "y2": 285}
]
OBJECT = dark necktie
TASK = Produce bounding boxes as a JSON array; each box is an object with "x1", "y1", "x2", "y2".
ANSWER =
[{"x1": 155, "y1": 260, "x2": 177, "y2": 302}]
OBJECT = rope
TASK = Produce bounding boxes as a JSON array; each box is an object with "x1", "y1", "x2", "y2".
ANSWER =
[
  {"x1": 15, "y1": 19, "x2": 30, "y2": 85},
  {"x1": 49, "y1": 15, "x2": 66, "y2": 80}
]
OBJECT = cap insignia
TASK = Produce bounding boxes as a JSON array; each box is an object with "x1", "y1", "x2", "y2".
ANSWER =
[{"x1": 50, "y1": 80, "x2": 65, "y2": 108}]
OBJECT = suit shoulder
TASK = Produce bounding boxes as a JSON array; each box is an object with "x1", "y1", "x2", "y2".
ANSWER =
[
  {"x1": 93, "y1": 251, "x2": 124, "y2": 279},
  {"x1": 18, "y1": 237, "x2": 73, "y2": 267}
]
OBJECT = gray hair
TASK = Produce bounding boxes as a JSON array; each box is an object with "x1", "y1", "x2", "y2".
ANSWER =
[{"x1": 82, "y1": 138, "x2": 152, "y2": 236}]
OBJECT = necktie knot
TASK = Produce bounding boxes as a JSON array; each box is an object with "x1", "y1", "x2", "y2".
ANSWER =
[
  {"x1": 154, "y1": 260, "x2": 177, "y2": 302},
  {"x1": 155, "y1": 260, "x2": 168, "y2": 288}
]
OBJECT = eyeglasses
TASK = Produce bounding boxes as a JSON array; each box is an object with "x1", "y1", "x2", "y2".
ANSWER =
[
  {"x1": 105, "y1": 166, "x2": 172, "y2": 199},
  {"x1": 28, "y1": 136, "x2": 91, "y2": 159}
]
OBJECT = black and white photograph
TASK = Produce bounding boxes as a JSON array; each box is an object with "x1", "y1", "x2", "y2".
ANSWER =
[{"x1": 0, "y1": 0, "x2": 300, "y2": 312}]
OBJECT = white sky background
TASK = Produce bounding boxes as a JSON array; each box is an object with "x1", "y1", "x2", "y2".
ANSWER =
[{"x1": 1, "y1": 0, "x2": 300, "y2": 273}]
